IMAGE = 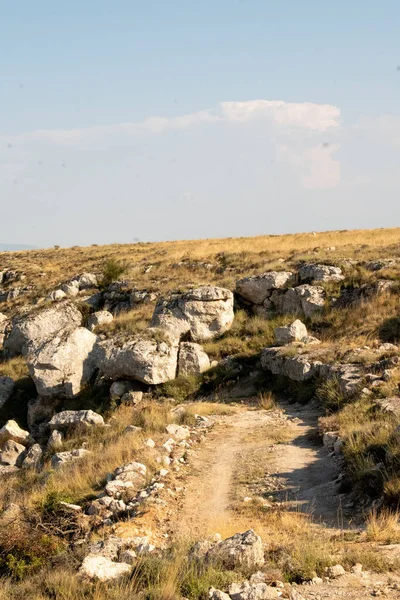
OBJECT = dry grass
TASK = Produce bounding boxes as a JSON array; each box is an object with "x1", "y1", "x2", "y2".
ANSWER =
[
  {"x1": 1, "y1": 227, "x2": 400, "y2": 314},
  {"x1": 366, "y1": 509, "x2": 400, "y2": 543}
]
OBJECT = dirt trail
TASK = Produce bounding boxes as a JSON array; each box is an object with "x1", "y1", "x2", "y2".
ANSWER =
[{"x1": 176, "y1": 401, "x2": 345, "y2": 539}]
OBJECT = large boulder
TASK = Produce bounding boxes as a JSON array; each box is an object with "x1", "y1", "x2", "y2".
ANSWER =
[
  {"x1": 298, "y1": 263, "x2": 344, "y2": 283},
  {"x1": 274, "y1": 319, "x2": 307, "y2": 345},
  {"x1": 0, "y1": 377, "x2": 14, "y2": 409},
  {"x1": 206, "y1": 530, "x2": 264, "y2": 569},
  {"x1": 236, "y1": 272, "x2": 293, "y2": 304},
  {"x1": 295, "y1": 284, "x2": 326, "y2": 318},
  {"x1": 178, "y1": 342, "x2": 210, "y2": 376},
  {"x1": 0, "y1": 420, "x2": 34, "y2": 447},
  {"x1": 27, "y1": 327, "x2": 97, "y2": 398},
  {"x1": 261, "y1": 348, "x2": 322, "y2": 382},
  {"x1": 151, "y1": 286, "x2": 234, "y2": 342},
  {"x1": 49, "y1": 410, "x2": 105, "y2": 430},
  {"x1": 95, "y1": 334, "x2": 179, "y2": 385},
  {"x1": 5, "y1": 302, "x2": 82, "y2": 356}
]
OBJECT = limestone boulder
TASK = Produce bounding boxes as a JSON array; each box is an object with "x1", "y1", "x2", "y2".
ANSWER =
[
  {"x1": 299, "y1": 263, "x2": 344, "y2": 283},
  {"x1": 295, "y1": 284, "x2": 326, "y2": 318},
  {"x1": 79, "y1": 555, "x2": 132, "y2": 582},
  {"x1": 21, "y1": 444, "x2": 43, "y2": 470},
  {"x1": 72, "y1": 273, "x2": 98, "y2": 289},
  {"x1": 48, "y1": 289, "x2": 67, "y2": 302},
  {"x1": 87, "y1": 310, "x2": 113, "y2": 332},
  {"x1": 151, "y1": 286, "x2": 234, "y2": 342},
  {"x1": 0, "y1": 420, "x2": 34, "y2": 447},
  {"x1": 95, "y1": 334, "x2": 179, "y2": 385},
  {"x1": 27, "y1": 327, "x2": 97, "y2": 398},
  {"x1": 51, "y1": 448, "x2": 91, "y2": 468},
  {"x1": 60, "y1": 281, "x2": 80, "y2": 297},
  {"x1": 5, "y1": 302, "x2": 82, "y2": 356},
  {"x1": 274, "y1": 319, "x2": 307, "y2": 345},
  {"x1": 0, "y1": 376, "x2": 14, "y2": 409},
  {"x1": 206, "y1": 530, "x2": 264, "y2": 569},
  {"x1": 236, "y1": 272, "x2": 293, "y2": 304},
  {"x1": 178, "y1": 342, "x2": 210, "y2": 376},
  {"x1": 0, "y1": 440, "x2": 26, "y2": 466},
  {"x1": 49, "y1": 410, "x2": 105, "y2": 430}
]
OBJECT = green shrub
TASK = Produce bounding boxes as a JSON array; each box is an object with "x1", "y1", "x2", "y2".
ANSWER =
[{"x1": 101, "y1": 259, "x2": 128, "y2": 287}]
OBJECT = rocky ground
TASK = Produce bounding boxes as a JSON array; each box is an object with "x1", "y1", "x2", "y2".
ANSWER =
[{"x1": 1, "y1": 229, "x2": 400, "y2": 597}]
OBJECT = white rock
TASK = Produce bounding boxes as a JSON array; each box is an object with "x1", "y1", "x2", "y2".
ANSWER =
[
  {"x1": 0, "y1": 440, "x2": 26, "y2": 466},
  {"x1": 236, "y1": 271, "x2": 293, "y2": 304},
  {"x1": 51, "y1": 448, "x2": 91, "y2": 468},
  {"x1": 72, "y1": 273, "x2": 98, "y2": 289},
  {"x1": 151, "y1": 286, "x2": 234, "y2": 342},
  {"x1": 95, "y1": 335, "x2": 179, "y2": 385},
  {"x1": 299, "y1": 263, "x2": 344, "y2": 283},
  {"x1": 60, "y1": 281, "x2": 80, "y2": 297},
  {"x1": 49, "y1": 410, "x2": 105, "y2": 430},
  {"x1": 5, "y1": 301, "x2": 82, "y2": 356},
  {"x1": 178, "y1": 341, "x2": 210, "y2": 376},
  {"x1": 21, "y1": 443, "x2": 43, "y2": 470},
  {"x1": 79, "y1": 555, "x2": 132, "y2": 581},
  {"x1": 0, "y1": 420, "x2": 34, "y2": 447},
  {"x1": 28, "y1": 328, "x2": 98, "y2": 398},
  {"x1": 326, "y1": 564, "x2": 346, "y2": 578},
  {"x1": 206, "y1": 530, "x2": 264, "y2": 569},
  {"x1": 47, "y1": 429, "x2": 63, "y2": 450},
  {"x1": 87, "y1": 310, "x2": 113, "y2": 332},
  {"x1": 274, "y1": 319, "x2": 308, "y2": 345},
  {"x1": 166, "y1": 424, "x2": 190, "y2": 441},
  {"x1": 48, "y1": 289, "x2": 67, "y2": 302},
  {"x1": 144, "y1": 438, "x2": 155, "y2": 448}
]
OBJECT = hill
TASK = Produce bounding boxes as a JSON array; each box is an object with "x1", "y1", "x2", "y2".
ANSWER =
[{"x1": 0, "y1": 227, "x2": 400, "y2": 599}]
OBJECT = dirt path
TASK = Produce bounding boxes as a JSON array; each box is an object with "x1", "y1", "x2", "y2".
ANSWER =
[{"x1": 175, "y1": 401, "x2": 345, "y2": 539}]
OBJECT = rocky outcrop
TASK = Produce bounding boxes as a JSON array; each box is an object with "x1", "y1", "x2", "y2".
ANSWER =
[
  {"x1": 298, "y1": 263, "x2": 344, "y2": 283},
  {"x1": 95, "y1": 334, "x2": 179, "y2": 385},
  {"x1": 0, "y1": 376, "x2": 14, "y2": 409},
  {"x1": 261, "y1": 346, "x2": 363, "y2": 394},
  {"x1": 151, "y1": 286, "x2": 234, "y2": 342},
  {"x1": 72, "y1": 273, "x2": 98, "y2": 289},
  {"x1": 206, "y1": 530, "x2": 264, "y2": 569},
  {"x1": 236, "y1": 272, "x2": 293, "y2": 304},
  {"x1": 178, "y1": 342, "x2": 210, "y2": 376},
  {"x1": 49, "y1": 410, "x2": 105, "y2": 430},
  {"x1": 27, "y1": 327, "x2": 97, "y2": 398},
  {"x1": 5, "y1": 302, "x2": 82, "y2": 356}
]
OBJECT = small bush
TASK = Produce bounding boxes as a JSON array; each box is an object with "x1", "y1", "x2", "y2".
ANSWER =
[
  {"x1": 316, "y1": 377, "x2": 347, "y2": 412},
  {"x1": 101, "y1": 258, "x2": 128, "y2": 287}
]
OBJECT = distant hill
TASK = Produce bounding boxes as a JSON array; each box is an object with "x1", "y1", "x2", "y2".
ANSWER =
[{"x1": 0, "y1": 243, "x2": 38, "y2": 252}]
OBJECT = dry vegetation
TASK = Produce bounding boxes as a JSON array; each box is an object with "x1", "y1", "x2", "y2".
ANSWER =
[{"x1": 1, "y1": 227, "x2": 400, "y2": 597}]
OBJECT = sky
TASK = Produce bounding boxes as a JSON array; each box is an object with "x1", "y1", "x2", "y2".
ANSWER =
[{"x1": 1, "y1": 0, "x2": 400, "y2": 248}]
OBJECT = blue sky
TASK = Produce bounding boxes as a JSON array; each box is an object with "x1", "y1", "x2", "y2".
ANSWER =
[{"x1": 1, "y1": 1, "x2": 400, "y2": 246}]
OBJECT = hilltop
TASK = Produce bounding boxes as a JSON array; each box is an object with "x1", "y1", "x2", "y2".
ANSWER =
[{"x1": 0, "y1": 227, "x2": 400, "y2": 599}]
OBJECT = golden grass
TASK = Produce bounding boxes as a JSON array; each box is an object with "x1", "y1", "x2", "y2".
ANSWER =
[
  {"x1": 366, "y1": 509, "x2": 400, "y2": 543},
  {"x1": 1, "y1": 227, "x2": 400, "y2": 314}
]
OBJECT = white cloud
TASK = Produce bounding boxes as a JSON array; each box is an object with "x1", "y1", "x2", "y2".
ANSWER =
[
  {"x1": 278, "y1": 143, "x2": 341, "y2": 190},
  {"x1": 220, "y1": 100, "x2": 340, "y2": 130},
  {"x1": 1, "y1": 99, "x2": 340, "y2": 144}
]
